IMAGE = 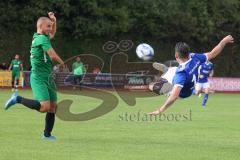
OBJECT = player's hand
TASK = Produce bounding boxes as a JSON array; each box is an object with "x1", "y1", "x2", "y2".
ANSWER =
[
  {"x1": 147, "y1": 109, "x2": 162, "y2": 115},
  {"x1": 48, "y1": 12, "x2": 56, "y2": 22},
  {"x1": 222, "y1": 35, "x2": 234, "y2": 44}
]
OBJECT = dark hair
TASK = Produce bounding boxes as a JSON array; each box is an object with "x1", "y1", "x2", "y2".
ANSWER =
[{"x1": 175, "y1": 42, "x2": 190, "y2": 59}]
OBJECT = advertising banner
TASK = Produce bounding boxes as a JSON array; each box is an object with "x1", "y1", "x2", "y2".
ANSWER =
[{"x1": 0, "y1": 71, "x2": 24, "y2": 87}]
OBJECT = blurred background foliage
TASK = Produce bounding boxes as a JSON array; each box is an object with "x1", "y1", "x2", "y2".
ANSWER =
[{"x1": 0, "y1": 0, "x2": 239, "y2": 76}]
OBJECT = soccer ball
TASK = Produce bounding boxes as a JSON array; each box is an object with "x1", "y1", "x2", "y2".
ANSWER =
[{"x1": 136, "y1": 43, "x2": 154, "y2": 61}]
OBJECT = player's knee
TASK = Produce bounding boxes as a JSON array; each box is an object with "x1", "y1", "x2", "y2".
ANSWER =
[
  {"x1": 49, "y1": 103, "x2": 57, "y2": 113},
  {"x1": 49, "y1": 107, "x2": 55, "y2": 113},
  {"x1": 39, "y1": 102, "x2": 51, "y2": 112},
  {"x1": 205, "y1": 88, "x2": 209, "y2": 94}
]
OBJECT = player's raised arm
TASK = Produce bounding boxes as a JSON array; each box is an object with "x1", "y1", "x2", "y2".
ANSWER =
[
  {"x1": 148, "y1": 86, "x2": 182, "y2": 115},
  {"x1": 206, "y1": 35, "x2": 234, "y2": 60},
  {"x1": 47, "y1": 48, "x2": 64, "y2": 65},
  {"x1": 48, "y1": 12, "x2": 56, "y2": 39}
]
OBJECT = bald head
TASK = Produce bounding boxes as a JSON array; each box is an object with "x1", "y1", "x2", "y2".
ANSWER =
[
  {"x1": 36, "y1": 17, "x2": 53, "y2": 35},
  {"x1": 37, "y1": 17, "x2": 52, "y2": 28}
]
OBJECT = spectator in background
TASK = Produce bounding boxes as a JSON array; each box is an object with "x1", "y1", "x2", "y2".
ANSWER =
[
  {"x1": 0, "y1": 62, "x2": 8, "y2": 70},
  {"x1": 72, "y1": 56, "x2": 86, "y2": 89},
  {"x1": 93, "y1": 67, "x2": 101, "y2": 74},
  {"x1": 8, "y1": 54, "x2": 24, "y2": 91}
]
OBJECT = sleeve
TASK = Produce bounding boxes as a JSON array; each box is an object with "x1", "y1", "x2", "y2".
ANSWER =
[
  {"x1": 11, "y1": 60, "x2": 14, "y2": 65},
  {"x1": 211, "y1": 63, "x2": 214, "y2": 70},
  {"x1": 39, "y1": 35, "x2": 52, "y2": 52},
  {"x1": 190, "y1": 53, "x2": 207, "y2": 63},
  {"x1": 172, "y1": 72, "x2": 186, "y2": 88}
]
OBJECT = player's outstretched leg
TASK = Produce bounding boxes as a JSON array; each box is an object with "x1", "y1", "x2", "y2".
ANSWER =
[
  {"x1": 152, "y1": 62, "x2": 168, "y2": 73},
  {"x1": 150, "y1": 62, "x2": 175, "y2": 96},
  {"x1": 5, "y1": 93, "x2": 57, "y2": 140},
  {"x1": 4, "y1": 93, "x2": 54, "y2": 113},
  {"x1": 5, "y1": 92, "x2": 18, "y2": 109},
  {"x1": 149, "y1": 79, "x2": 173, "y2": 96},
  {"x1": 4, "y1": 92, "x2": 41, "y2": 111}
]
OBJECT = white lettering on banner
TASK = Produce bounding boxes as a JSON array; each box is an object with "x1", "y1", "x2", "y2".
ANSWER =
[{"x1": 209, "y1": 78, "x2": 240, "y2": 91}]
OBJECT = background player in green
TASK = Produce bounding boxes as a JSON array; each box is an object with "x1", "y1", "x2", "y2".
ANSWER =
[
  {"x1": 5, "y1": 12, "x2": 65, "y2": 140},
  {"x1": 8, "y1": 54, "x2": 24, "y2": 92},
  {"x1": 72, "y1": 56, "x2": 86, "y2": 89}
]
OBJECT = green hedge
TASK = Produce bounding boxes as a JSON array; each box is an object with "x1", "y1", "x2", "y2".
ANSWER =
[{"x1": 0, "y1": 0, "x2": 239, "y2": 76}]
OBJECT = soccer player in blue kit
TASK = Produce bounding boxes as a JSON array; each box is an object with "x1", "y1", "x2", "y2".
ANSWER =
[
  {"x1": 148, "y1": 35, "x2": 234, "y2": 115},
  {"x1": 195, "y1": 61, "x2": 214, "y2": 107}
]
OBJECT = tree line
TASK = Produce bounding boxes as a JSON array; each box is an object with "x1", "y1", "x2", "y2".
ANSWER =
[{"x1": 0, "y1": 0, "x2": 239, "y2": 76}]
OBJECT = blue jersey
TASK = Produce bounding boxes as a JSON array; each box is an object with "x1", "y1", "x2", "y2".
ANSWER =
[
  {"x1": 197, "y1": 62, "x2": 213, "y2": 83},
  {"x1": 172, "y1": 53, "x2": 207, "y2": 98}
]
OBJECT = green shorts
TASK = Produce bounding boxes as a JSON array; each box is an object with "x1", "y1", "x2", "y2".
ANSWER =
[
  {"x1": 12, "y1": 71, "x2": 20, "y2": 80},
  {"x1": 30, "y1": 73, "x2": 57, "y2": 102}
]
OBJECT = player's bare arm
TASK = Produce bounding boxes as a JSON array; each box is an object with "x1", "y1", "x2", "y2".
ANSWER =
[
  {"x1": 148, "y1": 86, "x2": 182, "y2": 115},
  {"x1": 206, "y1": 35, "x2": 234, "y2": 60},
  {"x1": 48, "y1": 12, "x2": 56, "y2": 39},
  {"x1": 47, "y1": 48, "x2": 64, "y2": 65},
  {"x1": 8, "y1": 64, "x2": 12, "y2": 71}
]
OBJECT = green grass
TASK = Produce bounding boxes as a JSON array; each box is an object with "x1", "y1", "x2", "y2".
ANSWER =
[{"x1": 0, "y1": 90, "x2": 240, "y2": 160}]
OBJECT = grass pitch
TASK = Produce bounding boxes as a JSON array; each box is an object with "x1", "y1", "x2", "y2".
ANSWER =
[{"x1": 0, "y1": 90, "x2": 240, "y2": 160}]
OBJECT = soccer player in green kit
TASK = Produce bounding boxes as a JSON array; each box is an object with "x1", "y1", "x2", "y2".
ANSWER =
[
  {"x1": 8, "y1": 54, "x2": 24, "y2": 91},
  {"x1": 72, "y1": 56, "x2": 86, "y2": 89},
  {"x1": 5, "y1": 12, "x2": 64, "y2": 140}
]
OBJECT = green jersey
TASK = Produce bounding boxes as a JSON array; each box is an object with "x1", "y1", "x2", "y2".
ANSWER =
[
  {"x1": 72, "y1": 62, "x2": 86, "y2": 75},
  {"x1": 30, "y1": 33, "x2": 53, "y2": 77},
  {"x1": 11, "y1": 59, "x2": 22, "y2": 72}
]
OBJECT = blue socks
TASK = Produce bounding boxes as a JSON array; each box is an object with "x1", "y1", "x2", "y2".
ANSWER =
[{"x1": 202, "y1": 94, "x2": 209, "y2": 106}]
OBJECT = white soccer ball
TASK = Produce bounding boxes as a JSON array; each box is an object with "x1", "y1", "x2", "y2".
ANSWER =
[{"x1": 136, "y1": 43, "x2": 154, "y2": 61}]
